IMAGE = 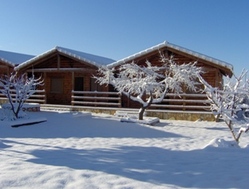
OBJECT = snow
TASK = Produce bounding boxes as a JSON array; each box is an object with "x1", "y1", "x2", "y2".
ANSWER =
[
  {"x1": 15, "y1": 46, "x2": 116, "y2": 71},
  {"x1": 1, "y1": 108, "x2": 249, "y2": 189},
  {"x1": 0, "y1": 50, "x2": 34, "y2": 66},
  {"x1": 57, "y1": 46, "x2": 116, "y2": 66},
  {"x1": 120, "y1": 117, "x2": 160, "y2": 125},
  {"x1": 108, "y1": 41, "x2": 233, "y2": 75}
]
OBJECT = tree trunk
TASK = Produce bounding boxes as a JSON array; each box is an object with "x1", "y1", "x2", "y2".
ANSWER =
[
  {"x1": 226, "y1": 120, "x2": 239, "y2": 143},
  {"x1": 138, "y1": 92, "x2": 153, "y2": 120},
  {"x1": 138, "y1": 107, "x2": 146, "y2": 120}
]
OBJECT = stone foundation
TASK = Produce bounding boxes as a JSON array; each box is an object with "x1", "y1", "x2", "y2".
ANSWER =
[
  {"x1": 0, "y1": 98, "x2": 8, "y2": 105},
  {"x1": 146, "y1": 111, "x2": 215, "y2": 121},
  {"x1": 71, "y1": 106, "x2": 116, "y2": 115},
  {"x1": 1, "y1": 103, "x2": 40, "y2": 112},
  {"x1": 41, "y1": 104, "x2": 215, "y2": 122},
  {"x1": 22, "y1": 103, "x2": 40, "y2": 112}
]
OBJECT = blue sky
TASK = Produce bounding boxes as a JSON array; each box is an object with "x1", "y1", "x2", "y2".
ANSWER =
[{"x1": 1, "y1": 0, "x2": 248, "y2": 75}]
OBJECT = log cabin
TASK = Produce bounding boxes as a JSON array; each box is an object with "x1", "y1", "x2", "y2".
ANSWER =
[
  {"x1": 0, "y1": 50, "x2": 34, "y2": 76},
  {"x1": 14, "y1": 46, "x2": 116, "y2": 105},
  {"x1": 0, "y1": 50, "x2": 34, "y2": 104},
  {"x1": 107, "y1": 41, "x2": 233, "y2": 111},
  {"x1": 1, "y1": 42, "x2": 234, "y2": 120}
]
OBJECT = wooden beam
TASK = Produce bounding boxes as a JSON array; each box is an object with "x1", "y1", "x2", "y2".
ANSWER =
[
  {"x1": 57, "y1": 53, "x2": 60, "y2": 70},
  {"x1": 26, "y1": 68, "x2": 96, "y2": 72},
  {"x1": 0, "y1": 65, "x2": 8, "y2": 69},
  {"x1": 72, "y1": 72, "x2": 75, "y2": 92}
]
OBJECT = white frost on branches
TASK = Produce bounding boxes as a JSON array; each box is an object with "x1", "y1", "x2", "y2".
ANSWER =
[
  {"x1": 198, "y1": 69, "x2": 249, "y2": 143},
  {"x1": 95, "y1": 54, "x2": 202, "y2": 120},
  {"x1": 0, "y1": 73, "x2": 43, "y2": 120}
]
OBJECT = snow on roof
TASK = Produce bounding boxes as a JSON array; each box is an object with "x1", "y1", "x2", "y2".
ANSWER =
[
  {"x1": 108, "y1": 41, "x2": 234, "y2": 73},
  {"x1": 0, "y1": 50, "x2": 34, "y2": 66},
  {"x1": 57, "y1": 46, "x2": 116, "y2": 66},
  {"x1": 15, "y1": 46, "x2": 116, "y2": 71}
]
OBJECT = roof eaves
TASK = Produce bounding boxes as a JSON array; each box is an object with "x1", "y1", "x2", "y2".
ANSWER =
[
  {"x1": 14, "y1": 47, "x2": 58, "y2": 71},
  {"x1": 0, "y1": 58, "x2": 15, "y2": 67},
  {"x1": 0, "y1": 50, "x2": 35, "y2": 67},
  {"x1": 166, "y1": 42, "x2": 234, "y2": 72},
  {"x1": 56, "y1": 47, "x2": 102, "y2": 68},
  {"x1": 108, "y1": 41, "x2": 233, "y2": 74},
  {"x1": 107, "y1": 42, "x2": 167, "y2": 68},
  {"x1": 15, "y1": 46, "x2": 113, "y2": 71}
]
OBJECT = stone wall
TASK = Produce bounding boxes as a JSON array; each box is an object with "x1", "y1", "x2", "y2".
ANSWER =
[
  {"x1": 146, "y1": 111, "x2": 215, "y2": 121},
  {"x1": 42, "y1": 105, "x2": 215, "y2": 122}
]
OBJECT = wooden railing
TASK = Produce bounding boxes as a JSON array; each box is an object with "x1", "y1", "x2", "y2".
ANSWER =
[
  {"x1": 71, "y1": 91, "x2": 121, "y2": 107},
  {"x1": 148, "y1": 93, "x2": 210, "y2": 111},
  {"x1": 0, "y1": 89, "x2": 46, "y2": 104},
  {"x1": 71, "y1": 91, "x2": 210, "y2": 112},
  {"x1": 0, "y1": 88, "x2": 210, "y2": 112}
]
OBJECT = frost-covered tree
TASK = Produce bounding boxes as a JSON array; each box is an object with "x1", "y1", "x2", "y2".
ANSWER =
[
  {"x1": 95, "y1": 55, "x2": 202, "y2": 120},
  {"x1": 198, "y1": 70, "x2": 249, "y2": 143},
  {"x1": 0, "y1": 72, "x2": 43, "y2": 120}
]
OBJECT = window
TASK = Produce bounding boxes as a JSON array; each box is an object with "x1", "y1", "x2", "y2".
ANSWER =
[{"x1": 50, "y1": 77, "x2": 63, "y2": 93}]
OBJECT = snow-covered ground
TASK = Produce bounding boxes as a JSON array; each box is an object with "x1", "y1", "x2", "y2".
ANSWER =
[{"x1": 1, "y1": 109, "x2": 249, "y2": 189}]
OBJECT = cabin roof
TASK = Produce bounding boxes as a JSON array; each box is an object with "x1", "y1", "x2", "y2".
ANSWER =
[
  {"x1": 57, "y1": 46, "x2": 116, "y2": 65},
  {"x1": 0, "y1": 49, "x2": 34, "y2": 67},
  {"x1": 108, "y1": 41, "x2": 234, "y2": 76},
  {"x1": 15, "y1": 46, "x2": 116, "y2": 71}
]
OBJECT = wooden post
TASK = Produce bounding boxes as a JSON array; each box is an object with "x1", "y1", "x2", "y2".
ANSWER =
[
  {"x1": 183, "y1": 86, "x2": 186, "y2": 111},
  {"x1": 44, "y1": 72, "x2": 47, "y2": 104},
  {"x1": 57, "y1": 54, "x2": 60, "y2": 70},
  {"x1": 71, "y1": 72, "x2": 74, "y2": 105},
  {"x1": 94, "y1": 91, "x2": 97, "y2": 107},
  {"x1": 119, "y1": 93, "x2": 122, "y2": 108}
]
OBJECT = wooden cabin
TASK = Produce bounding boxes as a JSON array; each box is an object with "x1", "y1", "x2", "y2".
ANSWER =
[
  {"x1": 0, "y1": 60, "x2": 13, "y2": 76},
  {"x1": 4, "y1": 42, "x2": 234, "y2": 117},
  {"x1": 0, "y1": 50, "x2": 35, "y2": 104},
  {"x1": 14, "y1": 46, "x2": 115, "y2": 105},
  {"x1": 0, "y1": 50, "x2": 34, "y2": 76},
  {"x1": 107, "y1": 41, "x2": 233, "y2": 111}
]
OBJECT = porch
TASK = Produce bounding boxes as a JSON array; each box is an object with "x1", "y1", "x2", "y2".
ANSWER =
[{"x1": 0, "y1": 90, "x2": 214, "y2": 121}]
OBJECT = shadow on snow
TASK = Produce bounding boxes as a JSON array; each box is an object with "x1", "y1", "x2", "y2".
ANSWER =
[
  {"x1": 27, "y1": 145, "x2": 249, "y2": 189},
  {"x1": 0, "y1": 111, "x2": 181, "y2": 139}
]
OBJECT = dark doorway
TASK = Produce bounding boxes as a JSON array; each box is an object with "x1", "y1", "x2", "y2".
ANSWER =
[{"x1": 74, "y1": 77, "x2": 84, "y2": 91}]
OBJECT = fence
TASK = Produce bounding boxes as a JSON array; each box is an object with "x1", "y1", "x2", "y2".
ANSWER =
[
  {"x1": 71, "y1": 91, "x2": 210, "y2": 112},
  {"x1": 1, "y1": 89, "x2": 210, "y2": 112},
  {"x1": 0, "y1": 89, "x2": 46, "y2": 104},
  {"x1": 71, "y1": 91, "x2": 121, "y2": 107},
  {"x1": 149, "y1": 93, "x2": 210, "y2": 111}
]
